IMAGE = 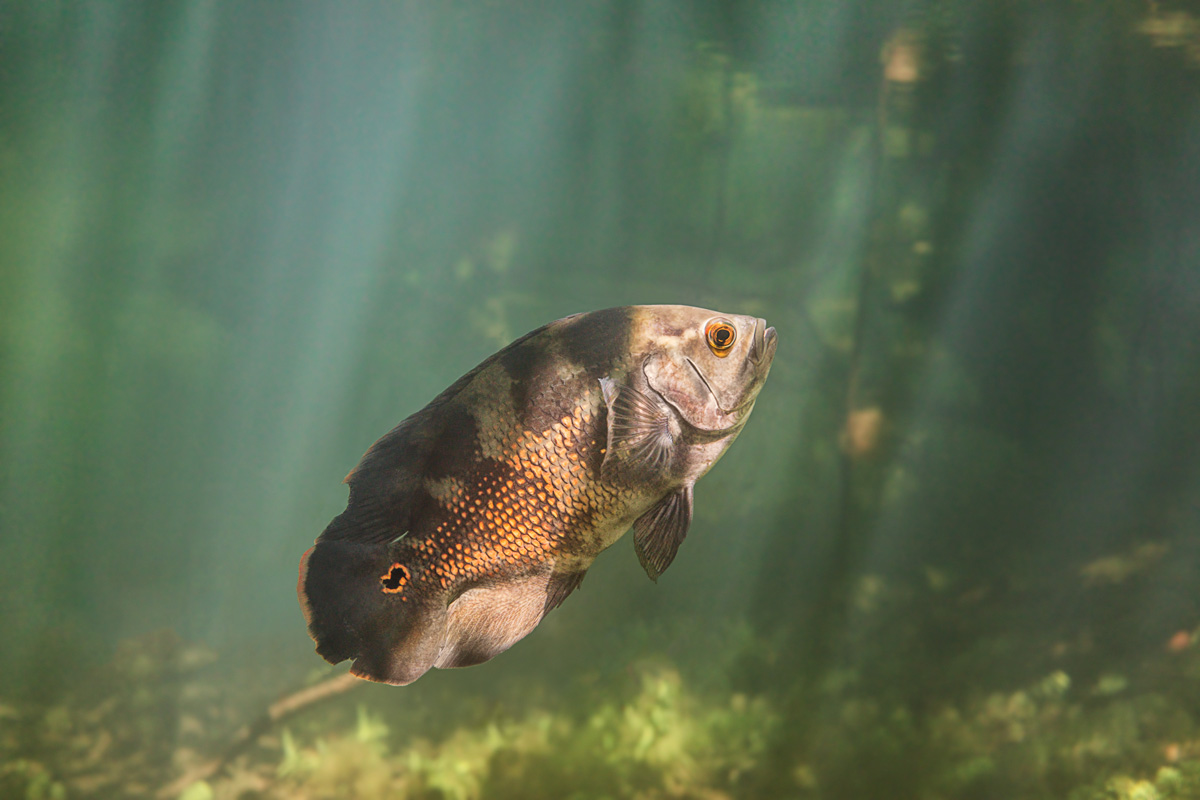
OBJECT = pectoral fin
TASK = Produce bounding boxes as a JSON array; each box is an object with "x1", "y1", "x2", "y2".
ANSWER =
[
  {"x1": 599, "y1": 376, "x2": 675, "y2": 480},
  {"x1": 633, "y1": 484, "x2": 694, "y2": 581}
]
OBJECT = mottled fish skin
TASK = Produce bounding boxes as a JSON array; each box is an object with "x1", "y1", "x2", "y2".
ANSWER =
[{"x1": 299, "y1": 305, "x2": 776, "y2": 685}]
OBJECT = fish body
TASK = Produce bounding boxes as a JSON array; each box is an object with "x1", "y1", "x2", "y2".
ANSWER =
[{"x1": 299, "y1": 305, "x2": 776, "y2": 685}]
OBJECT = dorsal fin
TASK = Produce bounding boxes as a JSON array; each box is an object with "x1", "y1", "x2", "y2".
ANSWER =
[{"x1": 320, "y1": 322, "x2": 553, "y2": 546}]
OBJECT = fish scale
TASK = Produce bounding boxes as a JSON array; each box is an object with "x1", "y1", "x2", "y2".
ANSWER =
[{"x1": 400, "y1": 393, "x2": 619, "y2": 592}]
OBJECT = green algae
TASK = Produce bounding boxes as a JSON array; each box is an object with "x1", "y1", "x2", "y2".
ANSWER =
[
  {"x1": 266, "y1": 665, "x2": 777, "y2": 800},
  {"x1": 5, "y1": 628, "x2": 1200, "y2": 799}
]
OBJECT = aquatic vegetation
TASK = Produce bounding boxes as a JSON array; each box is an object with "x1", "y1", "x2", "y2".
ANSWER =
[
  {"x1": 754, "y1": 643, "x2": 1200, "y2": 800},
  {"x1": 0, "y1": 631, "x2": 221, "y2": 798},
  {"x1": 8, "y1": 627, "x2": 1200, "y2": 799},
  {"x1": 1068, "y1": 763, "x2": 1200, "y2": 800},
  {"x1": 0, "y1": 759, "x2": 67, "y2": 800},
  {"x1": 271, "y1": 707, "x2": 399, "y2": 799},
  {"x1": 570, "y1": 666, "x2": 779, "y2": 797},
  {"x1": 264, "y1": 664, "x2": 777, "y2": 800}
]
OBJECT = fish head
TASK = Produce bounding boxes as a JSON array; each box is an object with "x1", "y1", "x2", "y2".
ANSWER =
[{"x1": 632, "y1": 305, "x2": 777, "y2": 434}]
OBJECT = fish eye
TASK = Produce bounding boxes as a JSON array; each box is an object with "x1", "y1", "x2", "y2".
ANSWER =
[{"x1": 705, "y1": 320, "x2": 737, "y2": 357}]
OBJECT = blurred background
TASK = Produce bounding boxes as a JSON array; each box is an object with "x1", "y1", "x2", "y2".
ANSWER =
[{"x1": 2, "y1": 2, "x2": 1199, "y2": 798}]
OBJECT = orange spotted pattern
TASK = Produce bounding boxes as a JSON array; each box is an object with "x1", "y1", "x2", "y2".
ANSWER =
[{"x1": 386, "y1": 399, "x2": 625, "y2": 597}]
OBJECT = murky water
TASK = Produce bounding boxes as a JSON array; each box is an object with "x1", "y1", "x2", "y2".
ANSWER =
[{"x1": 2, "y1": 3, "x2": 1199, "y2": 798}]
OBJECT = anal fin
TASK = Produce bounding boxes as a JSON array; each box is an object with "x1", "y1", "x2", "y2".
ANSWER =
[
  {"x1": 435, "y1": 572, "x2": 554, "y2": 669},
  {"x1": 633, "y1": 484, "x2": 694, "y2": 581}
]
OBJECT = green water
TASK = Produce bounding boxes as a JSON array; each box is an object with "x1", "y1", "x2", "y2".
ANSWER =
[{"x1": 2, "y1": 3, "x2": 1199, "y2": 798}]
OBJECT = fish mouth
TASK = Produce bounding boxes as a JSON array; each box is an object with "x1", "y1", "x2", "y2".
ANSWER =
[{"x1": 749, "y1": 318, "x2": 777, "y2": 367}]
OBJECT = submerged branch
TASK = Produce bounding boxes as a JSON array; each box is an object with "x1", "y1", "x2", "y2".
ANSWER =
[{"x1": 156, "y1": 671, "x2": 363, "y2": 798}]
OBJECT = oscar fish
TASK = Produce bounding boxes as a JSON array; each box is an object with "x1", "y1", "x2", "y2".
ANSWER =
[{"x1": 298, "y1": 305, "x2": 777, "y2": 685}]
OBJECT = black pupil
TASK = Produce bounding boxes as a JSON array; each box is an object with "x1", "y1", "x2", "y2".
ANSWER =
[{"x1": 714, "y1": 328, "x2": 731, "y2": 346}]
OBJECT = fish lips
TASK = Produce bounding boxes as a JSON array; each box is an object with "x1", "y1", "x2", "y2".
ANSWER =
[{"x1": 749, "y1": 318, "x2": 777, "y2": 368}]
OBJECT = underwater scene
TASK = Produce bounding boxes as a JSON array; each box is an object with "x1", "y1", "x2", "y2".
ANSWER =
[{"x1": 2, "y1": 2, "x2": 1200, "y2": 798}]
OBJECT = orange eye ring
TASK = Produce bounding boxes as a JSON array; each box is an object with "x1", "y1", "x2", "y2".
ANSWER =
[
  {"x1": 380, "y1": 562, "x2": 410, "y2": 594},
  {"x1": 705, "y1": 320, "x2": 737, "y2": 357}
]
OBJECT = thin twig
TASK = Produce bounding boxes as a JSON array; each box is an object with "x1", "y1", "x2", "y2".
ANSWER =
[{"x1": 156, "y1": 672, "x2": 363, "y2": 798}]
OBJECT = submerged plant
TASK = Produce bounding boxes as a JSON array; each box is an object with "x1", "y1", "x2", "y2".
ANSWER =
[
  {"x1": 0, "y1": 759, "x2": 66, "y2": 800},
  {"x1": 274, "y1": 706, "x2": 398, "y2": 799},
  {"x1": 261, "y1": 664, "x2": 777, "y2": 800}
]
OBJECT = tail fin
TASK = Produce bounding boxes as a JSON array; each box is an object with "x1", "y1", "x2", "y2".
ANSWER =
[{"x1": 297, "y1": 540, "x2": 447, "y2": 685}]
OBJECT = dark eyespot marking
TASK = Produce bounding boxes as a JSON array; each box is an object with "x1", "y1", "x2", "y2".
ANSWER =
[{"x1": 381, "y1": 562, "x2": 410, "y2": 593}]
